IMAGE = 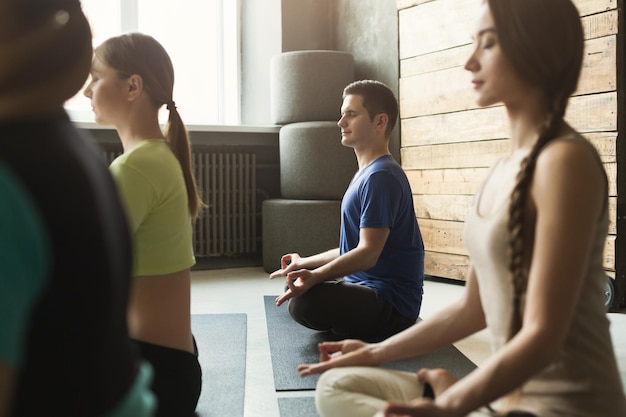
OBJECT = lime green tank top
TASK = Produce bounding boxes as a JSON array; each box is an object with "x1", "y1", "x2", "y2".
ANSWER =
[{"x1": 109, "y1": 139, "x2": 195, "y2": 276}]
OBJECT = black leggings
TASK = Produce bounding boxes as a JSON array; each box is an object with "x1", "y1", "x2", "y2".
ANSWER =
[
  {"x1": 288, "y1": 279, "x2": 416, "y2": 342},
  {"x1": 133, "y1": 337, "x2": 202, "y2": 417}
]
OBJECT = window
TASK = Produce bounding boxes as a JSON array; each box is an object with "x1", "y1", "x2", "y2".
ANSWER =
[{"x1": 65, "y1": 0, "x2": 240, "y2": 125}]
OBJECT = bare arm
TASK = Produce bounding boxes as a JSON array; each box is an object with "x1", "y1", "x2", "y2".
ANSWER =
[
  {"x1": 268, "y1": 248, "x2": 340, "y2": 279},
  {"x1": 374, "y1": 265, "x2": 486, "y2": 363},
  {"x1": 273, "y1": 227, "x2": 390, "y2": 306},
  {"x1": 431, "y1": 140, "x2": 606, "y2": 415},
  {"x1": 312, "y1": 227, "x2": 389, "y2": 282}
]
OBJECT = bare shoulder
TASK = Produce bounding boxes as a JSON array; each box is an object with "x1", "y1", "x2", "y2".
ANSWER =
[
  {"x1": 533, "y1": 134, "x2": 607, "y2": 209},
  {"x1": 537, "y1": 134, "x2": 604, "y2": 178}
]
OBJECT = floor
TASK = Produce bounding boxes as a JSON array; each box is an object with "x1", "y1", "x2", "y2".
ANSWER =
[
  {"x1": 190, "y1": 267, "x2": 491, "y2": 417},
  {"x1": 191, "y1": 266, "x2": 626, "y2": 417}
]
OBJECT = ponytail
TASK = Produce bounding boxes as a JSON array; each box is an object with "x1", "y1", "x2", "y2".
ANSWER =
[
  {"x1": 165, "y1": 103, "x2": 204, "y2": 220},
  {"x1": 96, "y1": 33, "x2": 205, "y2": 220}
]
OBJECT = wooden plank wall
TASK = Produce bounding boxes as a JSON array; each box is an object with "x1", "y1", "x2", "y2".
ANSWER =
[{"x1": 397, "y1": 0, "x2": 618, "y2": 281}]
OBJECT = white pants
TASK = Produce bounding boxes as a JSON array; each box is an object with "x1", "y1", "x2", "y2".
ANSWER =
[{"x1": 315, "y1": 366, "x2": 495, "y2": 417}]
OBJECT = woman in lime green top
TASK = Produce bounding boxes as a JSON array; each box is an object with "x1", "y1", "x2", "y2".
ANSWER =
[{"x1": 84, "y1": 33, "x2": 204, "y2": 417}]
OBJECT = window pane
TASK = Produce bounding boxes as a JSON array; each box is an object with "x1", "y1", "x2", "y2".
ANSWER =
[
  {"x1": 64, "y1": 0, "x2": 121, "y2": 122},
  {"x1": 138, "y1": 0, "x2": 220, "y2": 125},
  {"x1": 65, "y1": 0, "x2": 239, "y2": 126},
  {"x1": 82, "y1": 0, "x2": 122, "y2": 45}
]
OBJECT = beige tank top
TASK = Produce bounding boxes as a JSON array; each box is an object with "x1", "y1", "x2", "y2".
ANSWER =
[{"x1": 462, "y1": 136, "x2": 626, "y2": 416}]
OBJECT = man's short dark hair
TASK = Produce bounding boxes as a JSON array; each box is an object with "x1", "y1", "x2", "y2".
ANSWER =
[{"x1": 343, "y1": 80, "x2": 399, "y2": 138}]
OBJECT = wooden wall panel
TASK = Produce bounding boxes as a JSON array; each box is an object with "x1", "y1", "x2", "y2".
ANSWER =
[
  {"x1": 425, "y1": 251, "x2": 469, "y2": 281},
  {"x1": 398, "y1": 1, "x2": 619, "y2": 281},
  {"x1": 409, "y1": 168, "x2": 616, "y2": 207},
  {"x1": 415, "y1": 195, "x2": 617, "y2": 235},
  {"x1": 397, "y1": 0, "x2": 432, "y2": 11},
  {"x1": 402, "y1": 140, "x2": 508, "y2": 170},
  {"x1": 396, "y1": 1, "x2": 617, "y2": 17},
  {"x1": 573, "y1": 0, "x2": 616, "y2": 15},
  {"x1": 582, "y1": 9, "x2": 618, "y2": 38},
  {"x1": 400, "y1": 92, "x2": 616, "y2": 148},
  {"x1": 419, "y1": 219, "x2": 466, "y2": 256},
  {"x1": 420, "y1": 219, "x2": 615, "y2": 271},
  {"x1": 400, "y1": 35, "x2": 616, "y2": 121},
  {"x1": 399, "y1": 0, "x2": 477, "y2": 60},
  {"x1": 406, "y1": 167, "x2": 488, "y2": 195},
  {"x1": 401, "y1": 44, "x2": 471, "y2": 78},
  {"x1": 401, "y1": 107, "x2": 508, "y2": 146},
  {"x1": 414, "y1": 194, "x2": 472, "y2": 222}
]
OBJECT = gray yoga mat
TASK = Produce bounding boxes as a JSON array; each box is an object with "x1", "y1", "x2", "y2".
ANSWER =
[
  {"x1": 278, "y1": 396, "x2": 318, "y2": 417},
  {"x1": 264, "y1": 295, "x2": 476, "y2": 391},
  {"x1": 192, "y1": 313, "x2": 247, "y2": 417},
  {"x1": 608, "y1": 313, "x2": 626, "y2": 390}
]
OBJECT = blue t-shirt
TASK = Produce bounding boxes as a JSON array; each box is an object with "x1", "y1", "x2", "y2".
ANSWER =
[{"x1": 341, "y1": 154, "x2": 425, "y2": 319}]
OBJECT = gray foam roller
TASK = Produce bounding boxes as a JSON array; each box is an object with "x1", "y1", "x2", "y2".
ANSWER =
[
  {"x1": 270, "y1": 50, "x2": 354, "y2": 124},
  {"x1": 262, "y1": 199, "x2": 341, "y2": 272},
  {"x1": 280, "y1": 121, "x2": 357, "y2": 200}
]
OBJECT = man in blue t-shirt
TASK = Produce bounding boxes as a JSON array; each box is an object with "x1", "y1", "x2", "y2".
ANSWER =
[{"x1": 270, "y1": 80, "x2": 425, "y2": 341}]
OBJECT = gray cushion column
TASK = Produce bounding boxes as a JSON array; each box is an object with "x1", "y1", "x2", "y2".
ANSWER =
[
  {"x1": 263, "y1": 50, "x2": 355, "y2": 272},
  {"x1": 270, "y1": 50, "x2": 354, "y2": 124},
  {"x1": 262, "y1": 199, "x2": 341, "y2": 272},
  {"x1": 280, "y1": 121, "x2": 357, "y2": 200}
]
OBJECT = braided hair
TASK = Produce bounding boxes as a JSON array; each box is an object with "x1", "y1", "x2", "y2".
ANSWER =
[{"x1": 486, "y1": 0, "x2": 584, "y2": 339}]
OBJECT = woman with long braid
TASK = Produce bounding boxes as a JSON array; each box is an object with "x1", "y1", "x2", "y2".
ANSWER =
[
  {"x1": 84, "y1": 33, "x2": 203, "y2": 417},
  {"x1": 295, "y1": 1, "x2": 626, "y2": 416}
]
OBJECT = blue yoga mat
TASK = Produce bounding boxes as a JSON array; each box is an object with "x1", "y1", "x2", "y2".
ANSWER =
[{"x1": 192, "y1": 313, "x2": 247, "y2": 417}]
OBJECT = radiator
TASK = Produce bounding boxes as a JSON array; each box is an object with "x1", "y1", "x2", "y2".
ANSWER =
[
  {"x1": 102, "y1": 150, "x2": 120, "y2": 165},
  {"x1": 103, "y1": 149, "x2": 257, "y2": 257},
  {"x1": 193, "y1": 152, "x2": 257, "y2": 257}
]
